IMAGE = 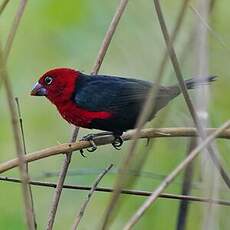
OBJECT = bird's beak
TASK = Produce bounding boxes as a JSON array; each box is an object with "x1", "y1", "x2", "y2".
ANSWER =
[{"x1": 30, "y1": 82, "x2": 47, "y2": 96}]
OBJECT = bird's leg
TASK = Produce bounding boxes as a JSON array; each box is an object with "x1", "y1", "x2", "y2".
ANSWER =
[
  {"x1": 80, "y1": 132, "x2": 113, "y2": 155},
  {"x1": 80, "y1": 131, "x2": 124, "y2": 155},
  {"x1": 111, "y1": 132, "x2": 123, "y2": 150},
  {"x1": 112, "y1": 136, "x2": 123, "y2": 150},
  {"x1": 80, "y1": 134, "x2": 99, "y2": 155}
]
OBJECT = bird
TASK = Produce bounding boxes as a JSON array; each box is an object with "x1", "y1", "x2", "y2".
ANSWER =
[{"x1": 31, "y1": 68, "x2": 216, "y2": 153}]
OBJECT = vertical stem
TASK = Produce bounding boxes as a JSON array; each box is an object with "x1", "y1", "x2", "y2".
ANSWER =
[
  {"x1": 176, "y1": 139, "x2": 196, "y2": 230},
  {"x1": 46, "y1": 1, "x2": 129, "y2": 229},
  {"x1": 0, "y1": 46, "x2": 35, "y2": 229}
]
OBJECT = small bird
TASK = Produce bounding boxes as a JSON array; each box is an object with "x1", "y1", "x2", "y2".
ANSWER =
[{"x1": 31, "y1": 68, "x2": 216, "y2": 152}]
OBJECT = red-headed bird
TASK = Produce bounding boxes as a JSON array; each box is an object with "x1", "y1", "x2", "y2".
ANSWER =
[{"x1": 31, "y1": 68, "x2": 216, "y2": 151}]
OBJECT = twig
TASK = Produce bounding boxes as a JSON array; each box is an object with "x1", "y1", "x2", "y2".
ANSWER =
[
  {"x1": 0, "y1": 175, "x2": 230, "y2": 207},
  {"x1": 46, "y1": 128, "x2": 79, "y2": 230},
  {"x1": 124, "y1": 120, "x2": 230, "y2": 229},
  {"x1": 15, "y1": 98, "x2": 27, "y2": 157},
  {"x1": 153, "y1": 0, "x2": 230, "y2": 188},
  {"x1": 46, "y1": 1, "x2": 129, "y2": 229},
  {"x1": 0, "y1": 42, "x2": 35, "y2": 229},
  {"x1": 4, "y1": 0, "x2": 27, "y2": 60},
  {"x1": 176, "y1": 139, "x2": 196, "y2": 230},
  {"x1": 15, "y1": 97, "x2": 37, "y2": 229},
  {"x1": 190, "y1": 4, "x2": 230, "y2": 54},
  {"x1": 91, "y1": 0, "x2": 128, "y2": 74},
  {"x1": 72, "y1": 164, "x2": 113, "y2": 230},
  {"x1": 0, "y1": 127, "x2": 230, "y2": 174},
  {"x1": 101, "y1": 0, "x2": 192, "y2": 228},
  {"x1": 0, "y1": 0, "x2": 10, "y2": 15}
]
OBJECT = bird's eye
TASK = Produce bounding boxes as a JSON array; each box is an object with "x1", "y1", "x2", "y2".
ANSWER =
[{"x1": 44, "y1": 76, "x2": 53, "y2": 85}]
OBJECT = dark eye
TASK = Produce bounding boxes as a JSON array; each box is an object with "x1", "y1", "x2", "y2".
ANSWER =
[{"x1": 44, "y1": 76, "x2": 53, "y2": 85}]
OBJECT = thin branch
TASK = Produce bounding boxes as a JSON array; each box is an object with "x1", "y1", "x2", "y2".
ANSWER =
[
  {"x1": 4, "y1": 0, "x2": 27, "y2": 60},
  {"x1": 0, "y1": 44, "x2": 35, "y2": 229},
  {"x1": 176, "y1": 139, "x2": 196, "y2": 230},
  {"x1": 91, "y1": 0, "x2": 128, "y2": 74},
  {"x1": 124, "y1": 120, "x2": 230, "y2": 229},
  {"x1": 153, "y1": 0, "x2": 230, "y2": 188},
  {"x1": 0, "y1": 127, "x2": 230, "y2": 174},
  {"x1": 0, "y1": 0, "x2": 10, "y2": 15},
  {"x1": 1, "y1": 176, "x2": 230, "y2": 207},
  {"x1": 46, "y1": 1, "x2": 129, "y2": 229},
  {"x1": 190, "y1": 4, "x2": 230, "y2": 54},
  {"x1": 72, "y1": 164, "x2": 113, "y2": 230},
  {"x1": 15, "y1": 97, "x2": 37, "y2": 229},
  {"x1": 100, "y1": 1, "x2": 193, "y2": 228},
  {"x1": 46, "y1": 128, "x2": 79, "y2": 230}
]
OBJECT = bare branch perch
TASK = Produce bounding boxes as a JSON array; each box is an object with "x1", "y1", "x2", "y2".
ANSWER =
[
  {"x1": 124, "y1": 120, "x2": 230, "y2": 230},
  {"x1": 0, "y1": 127, "x2": 229, "y2": 174},
  {"x1": 1, "y1": 175, "x2": 230, "y2": 207},
  {"x1": 72, "y1": 164, "x2": 113, "y2": 230}
]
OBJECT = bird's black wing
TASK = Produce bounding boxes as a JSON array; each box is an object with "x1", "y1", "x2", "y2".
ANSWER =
[
  {"x1": 73, "y1": 73, "x2": 180, "y2": 133},
  {"x1": 73, "y1": 73, "x2": 152, "y2": 113}
]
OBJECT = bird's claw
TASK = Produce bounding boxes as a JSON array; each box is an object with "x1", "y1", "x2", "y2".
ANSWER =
[
  {"x1": 80, "y1": 133, "x2": 123, "y2": 155},
  {"x1": 146, "y1": 137, "x2": 150, "y2": 146},
  {"x1": 80, "y1": 134, "x2": 98, "y2": 156},
  {"x1": 112, "y1": 136, "x2": 123, "y2": 150}
]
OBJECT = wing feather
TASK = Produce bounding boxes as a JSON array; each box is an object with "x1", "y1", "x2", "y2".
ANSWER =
[{"x1": 74, "y1": 74, "x2": 151, "y2": 113}]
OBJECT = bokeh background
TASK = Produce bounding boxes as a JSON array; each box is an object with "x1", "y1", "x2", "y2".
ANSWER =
[{"x1": 0, "y1": 0, "x2": 230, "y2": 229}]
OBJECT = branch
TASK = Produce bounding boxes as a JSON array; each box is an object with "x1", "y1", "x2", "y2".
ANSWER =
[
  {"x1": 153, "y1": 0, "x2": 230, "y2": 188},
  {"x1": 91, "y1": 0, "x2": 129, "y2": 74},
  {"x1": 46, "y1": 128, "x2": 79, "y2": 230},
  {"x1": 176, "y1": 139, "x2": 196, "y2": 230},
  {"x1": 72, "y1": 164, "x2": 113, "y2": 230},
  {"x1": 0, "y1": 28, "x2": 35, "y2": 230},
  {"x1": 0, "y1": 0, "x2": 10, "y2": 15},
  {"x1": 15, "y1": 97, "x2": 37, "y2": 229},
  {"x1": 124, "y1": 121, "x2": 230, "y2": 229},
  {"x1": 100, "y1": 1, "x2": 193, "y2": 227},
  {"x1": 46, "y1": 1, "x2": 129, "y2": 228},
  {"x1": 4, "y1": 0, "x2": 27, "y2": 60},
  {"x1": 0, "y1": 127, "x2": 229, "y2": 174},
  {"x1": 1, "y1": 175, "x2": 230, "y2": 207}
]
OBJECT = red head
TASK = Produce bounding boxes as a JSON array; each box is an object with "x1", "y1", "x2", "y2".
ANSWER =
[{"x1": 31, "y1": 68, "x2": 80, "y2": 105}]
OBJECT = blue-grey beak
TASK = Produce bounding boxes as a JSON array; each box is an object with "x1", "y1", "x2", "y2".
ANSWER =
[{"x1": 31, "y1": 82, "x2": 47, "y2": 96}]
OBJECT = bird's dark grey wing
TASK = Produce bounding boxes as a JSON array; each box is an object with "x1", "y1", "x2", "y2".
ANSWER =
[{"x1": 73, "y1": 74, "x2": 152, "y2": 113}]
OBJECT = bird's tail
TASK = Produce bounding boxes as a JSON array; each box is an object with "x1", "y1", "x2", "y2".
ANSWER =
[{"x1": 184, "y1": 76, "x2": 217, "y2": 89}]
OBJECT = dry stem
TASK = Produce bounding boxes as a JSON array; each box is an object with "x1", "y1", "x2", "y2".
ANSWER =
[
  {"x1": 0, "y1": 38, "x2": 35, "y2": 230},
  {"x1": 0, "y1": 127, "x2": 229, "y2": 174},
  {"x1": 46, "y1": 1, "x2": 129, "y2": 229},
  {"x1": 124, "y1": 120, "x2": 230, "y2": 229},
  {"x1": 0, "y1": 175, "x2": 230, "y2": 207},
  {"x1": 153, "y1": 0, "x2": 230, "y2": 188},
  {"x1": 0, "y1": 0, "x2": 10, "y2": 15},
  {"x1": 101, "y1": 0, "x2": 192, "y2": 228},
  {"x1": 72, "y1": 164, "x2": 113, "y2": 229},
  {"x1": 4, "y1": 0, "x2": 27, "y2": 60}
]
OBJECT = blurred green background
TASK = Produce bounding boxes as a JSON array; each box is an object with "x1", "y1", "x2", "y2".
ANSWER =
[{"x1": 0, "y1": 0, "x2": 230, "y2": 229}]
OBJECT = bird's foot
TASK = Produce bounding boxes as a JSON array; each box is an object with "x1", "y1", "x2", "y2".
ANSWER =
[
  {"x1": 80, "y1": 134, "x2": 98, "y2": 156},
  {"x1": 79, "y1": 132, "x2": 124, "y2": 156},
  {"x1": 146, "y1": 137, "x2": 150, "y2": 146},
  {"x1": 112, "y1": 136, "x2": 123, "y2": 150}
]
